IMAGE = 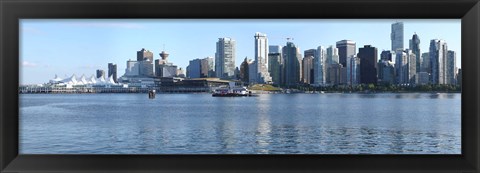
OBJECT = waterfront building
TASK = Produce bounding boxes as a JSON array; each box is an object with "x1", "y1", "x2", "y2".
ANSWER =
[
  {"x1": 377, "y1": 60, "x2": 395, "y2": 85},
  {"x1": 421, "y1": 52, "x2": 430, "y2": 73},
  {"x1": 395, "y1": 49, "x2": 416, "y2": 85},
  {"x1": 137, "y1": 48, "x2": 154, "y2": 62},
  {"x1": 326, "y1": 46, "x2": 340, "y2": 65},
  {"x1": 430, "y1": 39, "x2": 448, "y2": 84},
  {"x1": 108, "y1": 63, "x2": 117, "y2": 83},
  {"x1": 447, "y1": 50, "x2": 457, "y2": 85},
  {"x1": 155, "y1": 51, "x2": 178, "y2": 78},
  {"x1": 187, "y1": 59, "x2": 202, "y2": 78},
  {"x1": 358, "y1": 45, "x2": 378, "y2": 85},
  {"x1": 139, "y1": 60, "x2": 154, "y2": 77},
  {"x1": 177, "y1": 68, "x2": 185, "y2": 78},
  {"x1": 240, "y1": 57, "x2": 252, "y2": 83},
  {"x1": 96, "y1": 69, "x2": 105, "y2": 79},
  {"x1": 200, "y1": 57, "x2": 214, "y2": 78},
  {"x1": 215, "y1": 37, "x2": 236, "y2": 79},
  {"x1": 268, "y1": 53, "x2": 283, "y2": 85},
  {"x1": 302, "y1": 56, "x2": 314, "y2": 84},
  {"x1": 314, "y1": 46, "x2": 326, "y2": 86},
  {"x1": 336, "y1": 40, "x2": 356, "y2": 67},
  {"x1": 346, "y1": 55, "x2": 361, "y2": 86},
  {"x1": 125, "y1": 60, "x2": 140, "y2": 76},
  {"x1": 251, "y1": 32, "x2": 272, "y2": 84},
  {"x1": 409, "y1": 33, "x2": 421, "y2": 71},
  {"x1": 248, "y1": 61, "x2": 256, "y2": 84},
  {"x1": 380, "y1": 50, "x2": 395, "y2": 62},
  {"x1": 391, "y1": 22, "x2": 404, "y2": 51},
  {"x1": 328, "y1": 63, "x2": 343, "y2": 85},
  {"x1": 282, "y1": 42, "x2": 302, "y2": 86},
  {"x1": 417, "y1": 72, "x2": 430, "y2": 85}
]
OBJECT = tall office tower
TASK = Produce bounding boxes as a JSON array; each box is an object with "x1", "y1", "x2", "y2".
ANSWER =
[
  {"x1": 357, "y1": 45, "x2": 378, "y2": 85},
  {"x1": 326, "y1": 46, "x2": 339, "y2": 65},
  {"x1": 304, "y1": 49, "x2": 317, "y2": 58},
  {"x1": 96, "y1": 69, "x2": 105, "y2": 79},
  {"x1": 421, "y1": 52, "x2": 430, "y2": 73},
  {"x1": 252, "y1": 32, "x2": 272, "y2": 84},
  {"x1": 430, "y1": 39, "x2": 448, "y2": 84},
  {"x1": 240, "y1": 57, "x2": 252, "y2": 83},
  {"x1": 446, "y1": 50, "x2": 457, "y2": 85},
  {"x1": 391, "y1": 22, "x2": 404, "y2": 52},
  {"x1": 406, "y1": 49, "x2": 417, "y2": 84},
  {"x1": 314, "y1": 46, "x2": 326, "y2": 86},
  {"x1": 302, "y1": 56, "x2": 314, "y2": 84},
  {"x1": 137, "y1": 48, "x2": 154, "y2": 62},
  {"x1": 125, "y1": 59, "x2": 140, "y2": 76},
  {"x1": 377, "y1": 60, "x2": 395, "y2": 85},
  {"x1": 282, "y1": 42, "x2": 302, "y2": 86},
  {"x1": 268, "y1": 53, "x2": 283, "y2": 85},
  {"x1": 187, "y1": 58, "x2": 202, "y2": 78},
  {"x1": 395, "y1": 50, "x2": 408, "y2": 84},
  {"x1": 200, "y1": 57, "x2": 214, "y2": 78},
  {"x1": 380, "y1": 50, "x2": 395, "y2": 62},
  {"x1": 108, "y1": 63, "x2": 117, "y2": 83},
  {"x1": 336, "y1": 40, "x2": 356, "y2": 67},
  {"x1": 409, "y1": 33, "x2": 421, "y2": 71},
  {"x1": 215, "y1": 37, "x2": 236, "y2": 79},
  {"x1": 347, "y1": 55, "x2": 361, "y2": 86},
  {"x1": 328, "y1": 63, "x2": 343, "y2": 85},
  {"x1": 269, "y1": 45, "x2": 282, "y2": 54},
  {"x1": 139, "y1": 60, "x2": 154, "y2": 77}
]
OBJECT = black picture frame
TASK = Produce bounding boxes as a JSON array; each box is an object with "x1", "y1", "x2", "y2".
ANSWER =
[{"x1": 1, "y1": 0, "x2": 479, "y2": 172}]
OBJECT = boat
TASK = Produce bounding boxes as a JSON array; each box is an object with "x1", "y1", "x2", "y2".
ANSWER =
[
  {"x1": 148, "y1": 89, "x2": 156, "y2": 99},
  {"x1": 212, "y1": 85, "x2": 257, "y2": 97}
]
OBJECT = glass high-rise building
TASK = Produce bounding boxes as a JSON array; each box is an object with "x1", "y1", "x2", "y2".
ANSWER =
[
  {"x1": 282, "y1": 42, "x2": 302, "y2": 86},
  {"x1": 380, "y1": 50, "x2": 395, "y2": 62},
  {"x1": 96, "y1": 69, "x2": 105, "y2": 79},
  {"x1": 215, "y1": 37, "x2": 236, "y2": 79},
  {"x1": 187, "y1": 59, "x2": 202, "y2": 78},
  {"x1": 302, "y1": 56, "x2": 314, "y2": 84},
  {"x1": 336, "y1": 40, "x2": 356, "y2": 67},
  {"x1": 391, "y1": 22, "x2": 404, "y2": 52},
  {"x1": 447, "y1": 50, "x2": 457, "y2": 85},
  {"x1": 108, "y1": 63, "x2": 117, "y2": 83},
  {"x1": 268, "y1": 53, "x2": 283, "y2": 85},
  {"x1": 125, "y1": 60, "x2": 139, "y2": 76},
  {"x1": 347, "y1": 55, "x2": 361, "y2": 86},
  {"x1": 314, "y1": 46, "x2": 326, "y2": 86},
  {"x1": 409, "y1": 33, "x2": 421, "y2": 72},
  {"x1": 430, "y1": 39, "x2": 448, "y2": 84},
  {"x1": 252, "y1": 32, "x2": 272, "y2": 84},
  {"x1": 358, "y1": 45, "x2": 378, "y2": 85}
]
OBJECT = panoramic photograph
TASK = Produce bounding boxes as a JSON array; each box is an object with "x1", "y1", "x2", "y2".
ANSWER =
[{"x1": 19, "y1": 19, "x2": 461, "y2": 154}]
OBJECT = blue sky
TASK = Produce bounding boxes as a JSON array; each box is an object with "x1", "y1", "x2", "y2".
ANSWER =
[{"x1": 20, "y1": 19, "x2": 461, "y2": 85}]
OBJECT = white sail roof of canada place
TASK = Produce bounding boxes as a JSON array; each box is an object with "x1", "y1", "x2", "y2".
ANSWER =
[{"x1": 49, "y1": 74, "x2": 118, "y2": 85}]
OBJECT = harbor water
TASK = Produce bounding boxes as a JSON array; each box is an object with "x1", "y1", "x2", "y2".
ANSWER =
[{"x1": 19, "y1": 93, "x2": 461, "y2": 154}]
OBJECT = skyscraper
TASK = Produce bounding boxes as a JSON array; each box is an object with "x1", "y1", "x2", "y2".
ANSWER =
[
  {"x1": 358, "y1": 45, "x2": 378, "y2": 85},
  {"x1": 282, "y1": 42, "x2": 302, "y2": 86},
  {"x1": 139, "y1": 60, "x2": 154, "y2": 77},
  {"x1": 430, "y1": 39, "x2": 448, "y2": 84},
  {"x1": 314, "y1": 46, "x2": 326, "y2": 86},
  {"x1": 201, "y1": 57, "x2": 214, "y2": 78},
  {"x1": 391, "y1": 22, "x2": 404, "y2": 52},
  {"x1": 410, "y1": 33, "x2": 421, "y2": 72},
  {"x1": 304, "y1": 49, "x2": 316, "y2": 58},
  {"x1": 269, "y1": 45, "x2": 282, "y2": 54},
  {"x1": 268, "y1": 53, "x2": 283, "y2": 85},
  {"x1": 96, "y1": 69, "x2": 105, "y2": 79},
  {"x1": 137, "y1": 48, "x2": 153, "y2": 62},
  {"x1": 215, "y1": 37, "x2": 236, "y2": 79},
  {"x1": 421, "y1": 52, "x2": 430, "y2": 73},
  {"x1": 302, "y1": 56, "x2": 314, "y2": 84},
  {"x1": 125, "y1": 60, "x2": 139, "y2": 76},
  {"x1": 252, "y1": 32, "x2": 272, "y2": 84},
  {"x1": 396, "y1": 49, "x2": 416, "y2": 85},
  {"x1": 240, "y1": 57, "x2": 252, "y2": 83},
  {"x1": 326, "y1": 46, "x2": 339, "y2": 65},
  {"x1": 447, "y1": 50, "x2": 457, "y2": 85},
  {"x1": 187, "y1": 59, "x2": 202, "y2": 78},
  {"x1": 347, "y1": 55, "x2": 361, "y2": 86},
  {"x1": 336, "y1": 40, "x2": 356, "y2": 67},
  {"x1": 377, "y1": 60, "x2": 395, "y2": 85},
  {"x1": 108, "y1": 63, "x2": 117, "y2": 83}
]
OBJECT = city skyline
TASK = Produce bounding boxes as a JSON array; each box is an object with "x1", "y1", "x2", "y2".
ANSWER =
[{"x1": 20, "y1": 19, "x2": 461, "y2": 84}]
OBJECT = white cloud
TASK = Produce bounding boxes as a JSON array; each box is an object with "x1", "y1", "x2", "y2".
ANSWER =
[{"x1": 22, "y1": 61, "x2": 38, "y2": 67}]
